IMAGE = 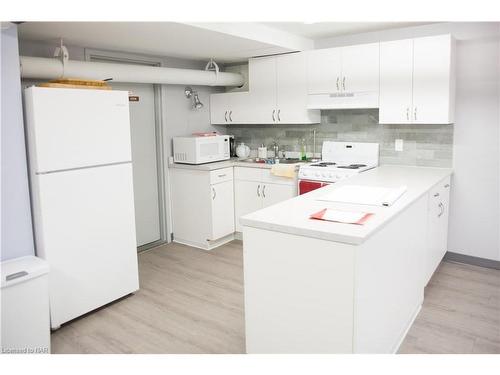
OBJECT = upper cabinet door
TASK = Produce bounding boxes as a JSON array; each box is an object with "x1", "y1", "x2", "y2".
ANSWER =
[
  {"x1": 412, "y1": 35, "x2": 455, "y2": 124},
  {"x1": 209, "y1": 93, "x2": 229, "y2": 125},
  {"x1": 341, "y1": 43, "x2": 379, "y2": 94},
  {"x1": 227, "y1": 92, "x2": 251, "y2": 124},
  {"x1": 307, "y1": 48, "x2": 342, "y2": 94},
  {"x1": 379, "y1": 39, "x2": 414, "y2": 124},
  {"x1": 248, "y1": 57, "x2": 277, "y2": 123},
  {"x1": 276, "y1": 53, "x2": 319, "y2": 124}
]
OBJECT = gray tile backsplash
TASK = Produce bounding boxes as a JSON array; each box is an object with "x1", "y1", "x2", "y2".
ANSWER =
[{"x1": 227, "y1": 109, "x2": 453, "y2": 167}]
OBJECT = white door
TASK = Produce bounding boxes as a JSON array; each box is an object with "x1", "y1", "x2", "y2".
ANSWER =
[
  {"x1": 248, "y1": 57, "x2": 277, "y2": 123},
  {"x1": 341, "y1": 43, "x2": 379, "y2": 94},
  {"x1": 234, "y1": 180, "x2": 263, "y2": 232},
  {"x1": 276, "y1": 53, "x2": 310, "y2": 124},
  {"x1": 110, "y1": 82, "x2": 161, "y2": 247},
  {"x1": 25, "y1": 87, "x2": 132, "y2": 172},
  {"x1": 412, "y1": 35, "x2": 453, "y2": 124},
  {"x1": 306, "y1": 48, "x2": 342, "y2": 94},
  {"x1": 379, "y1": 39, "x2": 414, "y2": 124},
  {"x1": 210, "y1": 180, "x2": 235, "y2": 240},
  {"x1": 210, "y1": 93, "x2": 229, "y2": 124},
  {"x1": 36, "y1": 164, "x2": 139, "y2": 327},
  {"x1": 262, "y1": 183, "x2": 296, "y2": 208},
  {"x1": 228, "y1": 92, "x2": 251, "y2": 124}
]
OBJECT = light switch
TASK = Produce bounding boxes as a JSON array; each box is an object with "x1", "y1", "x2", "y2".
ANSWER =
[{"x1": 395, "y1": 139, "x2": 404, "y2": 152}]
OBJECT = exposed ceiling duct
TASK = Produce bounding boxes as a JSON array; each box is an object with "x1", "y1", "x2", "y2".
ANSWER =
[{"x1": 19, "y1": 56, "x2": 245, "y2": 87}]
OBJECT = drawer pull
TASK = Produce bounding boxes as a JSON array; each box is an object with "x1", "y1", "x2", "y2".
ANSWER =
[
  {"x1": 257, "y1": 184, "x2": 261, "y2": 197},
  {"x1": 433, "y1": 193, "x2": 440, "y2": 197},
  {"x1": 444, "y1": 184, "x2": 450, "y2": 188},
  {"x1": 262, "y1": 185, "x2": 266, "y2": 198},
  {"x1": 217, "y1": 174, "x2": 226, "y2": 178},
  {"x1": 6, "y1": 271, "x2": 28, "y2": 281}
]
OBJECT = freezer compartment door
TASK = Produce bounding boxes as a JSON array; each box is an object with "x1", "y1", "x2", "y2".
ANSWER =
[
  {"x1": 25, "y1": 87, "x2": 132, "y2": 173},
  {"x1": 33, "y1": 163, "x2": 139, "y2": 328}
]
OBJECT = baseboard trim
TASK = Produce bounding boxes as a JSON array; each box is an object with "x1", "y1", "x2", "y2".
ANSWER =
[{"x1": 444, "y1": 252, "x2": 500, "y2": 270}]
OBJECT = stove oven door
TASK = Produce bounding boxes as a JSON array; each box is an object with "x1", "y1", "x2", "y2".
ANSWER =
[{"x1": 298, "y1": 179, "x2": 330, "y2": 195}]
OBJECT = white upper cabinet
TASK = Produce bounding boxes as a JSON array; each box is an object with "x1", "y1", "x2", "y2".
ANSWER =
[
  {"x1": 248, "y1": 53, "x2": 320, "y2": 124},
  {"x1": 412, "y1": 35, "x2": 455, "y2": 124},
  {"x1": 209, "y1": 91, "x2": 250, "y2": 125},
  {"x1": 210, "y1": 53, "x2": 320, "y2": 125},
  {"x1": 380, "y1": 34, "x2": 455, "y2": 124},
  {"x1": 275, "y1": 53, "x2": 319, "y2": 124},
  {"x1": 247, "y1": 56, "x2": 278, "y2": 124},
  {"x1": 306, "y1": 43, "x2": 379, "y2": 109},
  {"x1": 341, "y1": 43, "x2": 380, "y2": 95},
  {"x1": 379, "y1": 39, "x2": 414, "y2": 124},
  {"x1": 306, "y1": 48, "x2": 342, "y2": 94}
]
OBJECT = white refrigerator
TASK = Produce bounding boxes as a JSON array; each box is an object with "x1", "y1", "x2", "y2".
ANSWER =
[{"x1": 24, "y1": 87, "x2": 139, "y2": 329}]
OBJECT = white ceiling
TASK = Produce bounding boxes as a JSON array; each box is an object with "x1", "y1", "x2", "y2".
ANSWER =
[
  {"x1": 260, "y1": 22, "x2": 434, "y2": 40},
  {"x1": 18, "y1": 22, "x2": 433, "y2": 63},
  {"x1": 18, "y1": 22, "x2": 301, "y2": 63}
]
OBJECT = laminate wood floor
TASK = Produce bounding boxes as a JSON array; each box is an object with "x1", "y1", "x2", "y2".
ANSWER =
[{"x1": 51, "y1": 240, "x2": 500, "y2": 354}]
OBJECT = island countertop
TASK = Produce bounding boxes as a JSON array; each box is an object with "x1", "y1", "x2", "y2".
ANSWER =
[{"x1": 240, "y1": 165, "x2": 453, "y2": 245}]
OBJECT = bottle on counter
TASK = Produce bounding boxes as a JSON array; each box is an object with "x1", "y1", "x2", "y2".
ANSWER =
[
  {"x1": 300, "y1": 138, "x2": 307, "y2": 161},
  {"x1": 258, "y1": 144, "x2": 267, "y2": 159}
]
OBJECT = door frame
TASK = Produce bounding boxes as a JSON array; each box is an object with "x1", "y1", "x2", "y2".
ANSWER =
[{"x1": 84, "y1": 48, "x2": 169, "y2": 251}]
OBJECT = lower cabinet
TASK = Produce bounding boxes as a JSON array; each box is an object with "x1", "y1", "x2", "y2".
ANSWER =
[
  {"x1": 234, "y1": 167, "x2": 297, "y2": 232},
  {"x1": 170, "y1": 167, "x2": 235, "y2": 250},
  {"x1": 424, "y1": 176, "x2": 451, "y2": 285}
]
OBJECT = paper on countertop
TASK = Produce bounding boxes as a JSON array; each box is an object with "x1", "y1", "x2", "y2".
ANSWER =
[
  {"x1": 316, "y1": 185, "x2": 408, "y2": 207},
  {"x1": 310, "y1": 208, "x2": 374, "y2": 225}
]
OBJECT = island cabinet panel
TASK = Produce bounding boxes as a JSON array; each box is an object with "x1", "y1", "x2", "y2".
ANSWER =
[
  {"x1": 353, "y1": 195, "x2": 428, "y2": 353},
  {"x1": 243, "y1": 227, "x2": 355, "y2": 354}
]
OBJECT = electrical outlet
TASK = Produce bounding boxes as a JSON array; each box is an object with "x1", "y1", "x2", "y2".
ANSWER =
[{"x1": 395, "y1": 139, "x2": 404, "y2": 152}]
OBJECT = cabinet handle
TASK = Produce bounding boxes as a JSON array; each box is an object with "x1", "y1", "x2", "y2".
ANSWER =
[
  {"x1": 433, "y1": 192, "x2": 440, "y2": 197},
  {"x1": 229, "y1": 110, "x2": 233, "y2": 122},
  {"x1": 406, "y1": 107, "x2": 410, "y2": 121},
  {"x1": 342, "y1": 76, "x2": 346, "y2": 91},
  {"x1": 217, "y1": 174, "x2": 226, "y2": 178},
  {"x1": 257, "y1": 184, "x2": 261, "y2": 197},
  {"x1": 438, "y1": 202, "x2": 444, "y2": 217},
  {"x1": 224, "y1": 110, "x2": 228, "y2": 122},
  {"x1": 444, "y1": 183, "x2": 450, "y2": 188},
  {"x1": 277, "y1": 109, "x2": 281, "y2": 122},
  {"x1": 336, "y1": 77, "x2": 340, "y2": 91},
  {"x1": 272, "y1": 110, "x2": 276, "y2": 122},
  {"x1": 262, "y1": 185, "x2": 266, "y2": 198},
  {"x1": 414, "y1": 107, "x2": 417, "y2": 121},
  {"x1": 212, "y1": 187, "x2": 216, "y2": 200}
]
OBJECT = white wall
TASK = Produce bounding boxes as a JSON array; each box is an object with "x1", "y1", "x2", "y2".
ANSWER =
[
  {"x1": 317, "y1": 22, "x2": 500, "y2": 262},
  {"x1": 1, "y1": 23, "x2": 35, "y2": 261}
]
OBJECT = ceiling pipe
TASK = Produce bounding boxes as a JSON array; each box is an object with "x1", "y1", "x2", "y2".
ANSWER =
[{"x1": 19, "y1": 56, "x2": 245, "y2": 87}]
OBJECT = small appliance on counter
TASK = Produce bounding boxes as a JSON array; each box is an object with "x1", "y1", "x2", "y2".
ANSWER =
[
  {"x1": 173, "y1": 134, "x2": 230, "y2": 164},
  {"x1": 236, "y1": 142, "x2": 250, "y2": 159}
]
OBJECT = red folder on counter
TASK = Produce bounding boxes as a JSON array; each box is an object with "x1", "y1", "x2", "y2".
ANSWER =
[{"x1": 310, "y1": 208, "x2": 374, "y2": 225}]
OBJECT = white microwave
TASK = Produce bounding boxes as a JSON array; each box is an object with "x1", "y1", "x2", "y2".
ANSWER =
[{"x1": 173, "y1": 135, "x2": 230, "y2": 164}]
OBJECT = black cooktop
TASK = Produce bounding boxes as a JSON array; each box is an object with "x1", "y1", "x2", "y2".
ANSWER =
[{"x1": 311, "y1": 162, "x2": 367, "y2": 169}]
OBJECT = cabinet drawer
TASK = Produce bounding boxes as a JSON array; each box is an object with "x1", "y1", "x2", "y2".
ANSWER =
[
  {"x1": 209, "y1": 167, "x2": 233, "y2": 184},
  {"x1": 429, "y1": 176, "x2": 451, "y2": 204},
  {"x1": 234, "y1": 166, "x2": 263, "y2": 181}
]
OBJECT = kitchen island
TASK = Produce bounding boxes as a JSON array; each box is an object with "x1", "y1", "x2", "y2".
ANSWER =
[{"x1": 241, "y1": 165, "x2": 453, "y2": 353}]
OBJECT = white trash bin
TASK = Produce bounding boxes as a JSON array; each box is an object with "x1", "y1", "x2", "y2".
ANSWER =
[{"x1": 1, "y1": 256, "x2": 50, "y2": 354}]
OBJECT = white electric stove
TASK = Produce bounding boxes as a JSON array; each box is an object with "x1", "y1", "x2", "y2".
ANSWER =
[{"x1": 298, "y1": 141, "x2": 379, "y2": 195}]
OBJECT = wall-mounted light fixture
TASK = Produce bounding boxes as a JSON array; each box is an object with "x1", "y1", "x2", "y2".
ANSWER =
[{"x1": 184, "y1": 86, "x2": 203, "y2": 110}]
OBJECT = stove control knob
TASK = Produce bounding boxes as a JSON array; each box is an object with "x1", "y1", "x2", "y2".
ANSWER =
[
  {"x1": 335, "y1": 175, "x2": 341, "y2": 180},
  {"x1": 315, "y1": 172, "x2": 321, "y2": 177}
]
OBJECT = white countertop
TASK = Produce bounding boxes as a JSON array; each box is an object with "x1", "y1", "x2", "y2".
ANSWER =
[
  {"x1": 170, "y1": 158, "x2": 304, "y2": 171},
  {"x1": 240, "y1": 165, "x2": 453, "y2": 245}
]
